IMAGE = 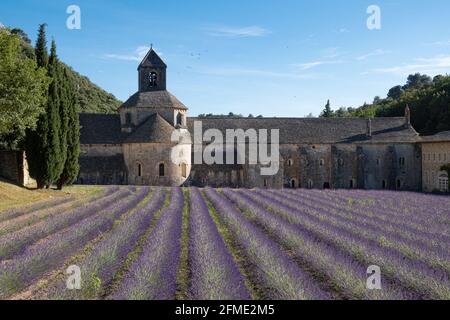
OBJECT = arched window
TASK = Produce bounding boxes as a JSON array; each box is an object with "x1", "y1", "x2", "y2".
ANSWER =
[
  {"x1": 398, "y1": 157, "x2": 406, "y2": 168},
  {"x1": 149, "y1": 72, "x2": 158, "y2": 87},
  {"x1": 263, "y1": 179, "x2": 268, "y2": 188},
  {"x1": 439, "y1": 174, "x2": 449, "y2": 192},
  {"x1": 181, "y1": 163, "x2": 187, "y2": 178},
  {"x1": 290, "y1": 179, "x2": 296, "y2": 189},
  {"x1": 125, "y1": 113, "x2": 132, "y2": 125},
  {"x1": 319, "y1": 159, "x2": 325, "y2": 166},
  {"x1": 287, "y1": 159, "x2": 293, "y2": 167},
  {"x1": 382, "y1": 180, "x2": 387, "y2": 189},
  {"x1": 338, "y1": 158, "x2": 344, "y2": 166},
  {"x1": 396, "y1": 179, "x2": 402, "y2": 190},
  {"x1": 137, "y1": 163, "x2": 142, "y2": 177},
  {"x1": 308, "y1": 180, "x2": 313, "y2": 189},
  {"x1": 349, "y1": 179, "x2": 355, "y2": 189},
  {"x1": 159, "y1": 163, "x2": 165, "y2": 177},
  {"x1": 176, "y1": 113, "x2": 183, "y2": 126}
]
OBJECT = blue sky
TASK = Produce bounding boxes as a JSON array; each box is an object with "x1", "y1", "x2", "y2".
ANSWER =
[{"x1": 1, "y1": 0, "x2": 450, "y2": 116}]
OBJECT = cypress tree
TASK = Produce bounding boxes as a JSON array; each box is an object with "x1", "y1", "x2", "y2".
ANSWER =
[
  {"x1": 35, "y1": 24, "x2": 48, "y2": 68},
  {"x1": 55, "y1": 64, "x2": 69, "y2": 184},
  {"x1": 320, "y1": 100, "x2": 334, "y2": 118},
  {"x1": 43, "y1": 40, "x2": 63, "y2": 187},
  {"x1": 26, "y1": 24, "x2": 49, "y2": 188},
  {"x1": 57, "y1": 68, "x2": 80, "y2": 190}
]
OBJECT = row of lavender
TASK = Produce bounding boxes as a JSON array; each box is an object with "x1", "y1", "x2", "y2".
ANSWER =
[
  {"x1": 233, "y1": 188, "x2": 450, "y2": 299},
  {"x1": 0, "y1": 186, "x2": 145, "y2": 298},
  {"x1": 0, "y1": 186, "x2": 448, "y2": 300}
]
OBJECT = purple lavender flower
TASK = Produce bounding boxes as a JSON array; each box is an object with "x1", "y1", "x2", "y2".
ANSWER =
[
  {"x1": 42, "y1": 188, "x2": 167, "y2": 299},
  {"x1": 111, "y1": 188, "x2": 184, "y2": 300},
  {"x1": 203, "y1": 188, "x2": 329, "y2": 300},
  {"x1": 188, "y1": 187, "x2": 251, "y2": 300},
  {"x1": 0, "y1": 187, "x2": 133, "y2": 260},
  {"x1": 0, "y1": 187, "x2": 150, "y2": 298},
  {"x1": 245, "y1": 189, "x2": 450, "y2": 299}
]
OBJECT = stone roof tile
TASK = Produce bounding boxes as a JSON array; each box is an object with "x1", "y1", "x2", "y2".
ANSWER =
[
  {"x1": 187, "y1": 117, "x2": 420, "y2": 144},
  {"x1": 124, "y1": 113, "x2": 175, "y2": 144},
  {"x1": 119, "y1": 90, "x2": 188, "y2": 110},
  {"x1": 421, "y1": 131, "x2": 450, "y2": 142},
  {"x1": 79, "y1": 113, "x2": 125, "y2": 145},
  {"x1": 80, "y1": 114, "x2": 420, "y2": 145}
]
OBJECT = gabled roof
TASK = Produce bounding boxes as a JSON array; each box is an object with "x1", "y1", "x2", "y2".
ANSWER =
[
  {"x1": 79, "y1": 113, "x2": 176, "y2": 145},
  {"x1": 421, "y1": 131, "x2": 450, "y2": 143},
  {"x1": 79, "y1": 113, "x2": 126, "y2": 145},
  {"x1": 138, "y1": 48, "x2": 166, "y2": 70},
  {"x1": 79, "y1": 113, "x2": 421, "y2": 146},
  {"x1": 119, "y1": 91, "x2": 188, "y2": 110},
  {"x1": 187, "y1": 117, "x2": 420, "y2": 144},
  {"x1": 124, "y1": 113, "x2": 175, "y2": 144}
]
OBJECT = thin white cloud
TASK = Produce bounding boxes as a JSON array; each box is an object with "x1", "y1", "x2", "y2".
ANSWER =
[
  {"x1": 423, "y1": 40, "x2": 450, "y2": 46},
  {"x1": 333, "y1": 28, "x2": 349, "y2": 34},
  {"x1": 204, "y1": 26, "x2": 270, "y2": 38},
  {"x1": 374, "y1": 55, "x2": 450, "y2": 75},
  {"x1": 105, "y1": 46, "x2": 162, "y2": 62},
  {"x1": 356, "y1": 49, "x2": 390, "y2": 61},
  {"x1": 292, "y1": 60, "x2": 343, "y2": 70}
]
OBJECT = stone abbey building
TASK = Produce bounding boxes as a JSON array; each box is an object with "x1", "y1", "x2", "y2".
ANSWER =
[{"x1": 76, "y1": 48, "x2": 449, "y2": 192}]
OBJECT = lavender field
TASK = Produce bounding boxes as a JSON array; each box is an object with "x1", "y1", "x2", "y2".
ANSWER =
[{"x1": 0, "y1": 186, "x2": 449, "y2": 300}]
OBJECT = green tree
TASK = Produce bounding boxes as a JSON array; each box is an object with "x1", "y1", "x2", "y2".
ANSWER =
[
  {"x1": 320, "y1": 100, "x2": 334, "y2": 118},
  {"x1": 387, "y1": 85, "x2": 404, "y2": 100},
  {"x1": 26, "y1": 26, "x2": 63, "y2": 188},
  {"x1": 26, "y1": 24, "x2": 51, "y2": 188},
  {"x1": 373, "y1": 96, "x2": 383, "y2": 104},
  {"x1": 43, "y1": 40, "x2": 64, "y2": 187},
  {"x1": 334, "y1": 107, "x2": 350, "y2": 118},
  {"x1": 35, "y1": 24, "x2": 48, "y2": 68},
  {"x1": 346, "y1": 73, "x2": 450, "y2": 134},
  {"x1": 10, "y1": 28, "x2": 35, "y2": 59},
  {"x1": 0, "y1": 29, "x2": 48, "y2": 150},
  {"x1": 403, "y1": 73, "x2": 432, "y2": 90},
  {"x1": 57, "y1": 67, "x2": 80, "y2": 190}
]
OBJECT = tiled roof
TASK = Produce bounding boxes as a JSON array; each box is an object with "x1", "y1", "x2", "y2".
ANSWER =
[
  {"x1": 79, "y1": 113, "x2": 126, "y2": 145},
  {"x1": 421, "y1": 131, "x2": 450, "y2": 142},
  {"x1": 119, "y1": 91, "x2": 188, "y2": 110},
  {"x1": 138, "y1": 48, "x2": 166, "y2": 70},
  {"x1": 124, "y1": 113, "x2": 175, "y2": 144},
  {"x1": 187, "y1": 117, "x2": 420, "y2": 144},
  {"x1": 80, "y1": 113, "x2": 420, "y2": 145}
]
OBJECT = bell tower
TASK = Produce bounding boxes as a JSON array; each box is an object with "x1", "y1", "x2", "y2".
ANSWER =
[{"x1": 138, "y1": 47, "x2": 167, "y2": 92}]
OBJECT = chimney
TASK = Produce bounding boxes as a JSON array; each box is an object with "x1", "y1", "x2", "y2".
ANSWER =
[
  {"x1": 405, "y1": 105, "x2": 411, "y2": 127},
  {"x1": 367, "y1": 118, "x2": 372, "y2": 138}
]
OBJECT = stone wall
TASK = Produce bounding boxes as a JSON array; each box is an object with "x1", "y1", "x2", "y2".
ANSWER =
[
  {"x1": 358, "y1": 143, "x2": 421, "y2": 191},
  {"x1": 298, "y1": 144, "x2": 331, "y2": 189},
  {"x1": 123, "y1": 142, "x2": 191, "y2": 186},
  {"x1": 0, "y1": 150, "x2": 33, "y2": 186},
  {"x1": 188, "y1": 163, "x2": 245, "y2": 188},
  {"x1": 331, "y1": 144, "x2": 359, "y2": 189},
  {"x1": 422, "y1": 142, "x2": 450, "y2": 192},
  {"x1": 78, "y1": 145, "x2": 127, "y2": 185},
  {"x1": 76, "y1": 140, "x2": 425, "y2": 190}
]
